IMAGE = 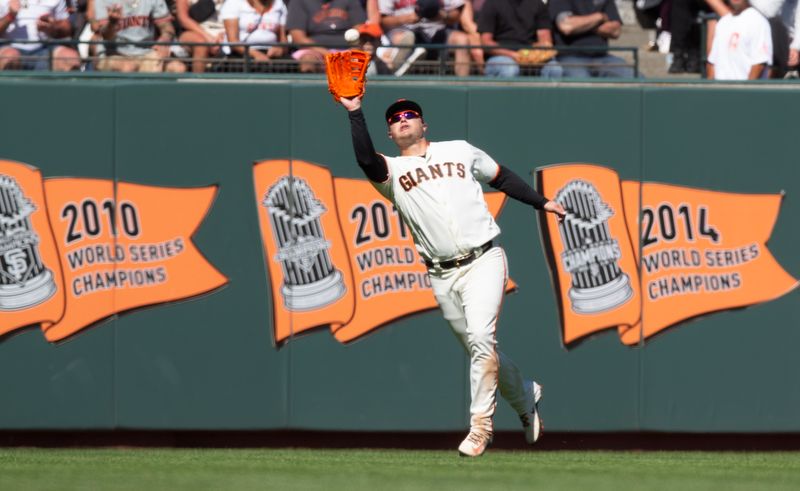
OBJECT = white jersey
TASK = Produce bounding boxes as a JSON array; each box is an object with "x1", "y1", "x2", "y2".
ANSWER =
[
  {"x1": 373, "y1": 140, "x2": 501, "y2": 262},
  {"x1": 709, "y1": 7, "x2": 772, "y2": 80},
  {"x1": 219, "y1": 0, "x2": 287, "y2": 49},
  {"x1": 0, "y1": 0, "x2": 69, "y2": 52}
]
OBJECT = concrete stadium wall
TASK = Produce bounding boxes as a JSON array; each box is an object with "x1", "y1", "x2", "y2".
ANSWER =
[{"x1": 0, "y1": 78, "x2": 797, "y2": 432}]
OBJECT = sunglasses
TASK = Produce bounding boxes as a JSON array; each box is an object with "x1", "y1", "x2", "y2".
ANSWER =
[{"x1": 387, "y1": 110, "x2": 421, "y2": 125}]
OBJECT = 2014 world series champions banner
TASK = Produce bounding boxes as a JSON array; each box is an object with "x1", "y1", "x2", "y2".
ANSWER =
[
  {"x1": 253, "y1": 160, "x2": 515, "y2": 346},
  {"x1": 0, "y1": 160, "x2": 228, "y2": 342},
  {"x1": 536, "y1": 163, "x2": 798, "y2": 347}
]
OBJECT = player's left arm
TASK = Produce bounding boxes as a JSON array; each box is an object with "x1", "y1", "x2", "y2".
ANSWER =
[
  {"x1": 470, "y1": 144, "x2": 565, "y2": 218},
  {"x1": 489, "y1": 165, "x2": 566, "y2": 219},
  {"x1": 340, "y1": 96, "x2": 390, "y2": 183}
]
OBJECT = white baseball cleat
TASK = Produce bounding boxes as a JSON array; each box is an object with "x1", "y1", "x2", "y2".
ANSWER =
[
  {"x1": 458, "y1": 431, "x2": 492, "y2": 457},
  {"x1": 520, "y1": 381, "x2": 543, "y2": 445}
]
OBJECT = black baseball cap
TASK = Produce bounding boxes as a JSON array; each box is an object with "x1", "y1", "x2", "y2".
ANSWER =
[{"x1": 385, "y1": 99, "x2": 423, "y2": 123}]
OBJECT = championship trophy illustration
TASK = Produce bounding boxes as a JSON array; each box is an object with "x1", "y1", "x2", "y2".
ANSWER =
[
  {"x1": 555, "y1": 180, "x2": 632, "y2": 314},
  {"x1": 0, "y1": 175, "x2": 57, "y2": 311},
  {"x1": 262, "y1": 176, "x2": 346, "y2": 311}
]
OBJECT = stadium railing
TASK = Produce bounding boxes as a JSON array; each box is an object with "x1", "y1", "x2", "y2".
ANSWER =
[{"x1": 0, "y1": 39, "x2": 640, "y2": 78}]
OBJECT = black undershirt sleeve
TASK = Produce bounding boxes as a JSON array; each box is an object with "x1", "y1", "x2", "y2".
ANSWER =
[
  {"x1": 488, "y1": 165, "x2": 549, "y2": 210},
  {"x1": 348, "y1": 108, "x2": 389, "y2": 183}
]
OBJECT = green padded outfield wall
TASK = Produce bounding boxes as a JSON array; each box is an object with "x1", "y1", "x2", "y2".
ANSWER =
[{"x1": 0, "y1": 78, "x2": 797, "y2": 432}]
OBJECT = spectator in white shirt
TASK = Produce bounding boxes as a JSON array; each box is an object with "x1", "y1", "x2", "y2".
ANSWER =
[
  {"x1": 0, "y1": 0, "x2": 80, "y2": 70},
  {"x1": 706, "y1": 0, "x2": 798, "y2": 76},
  {"x1": 220, "y1": 0, "x2": 287, "y2": 70},
  {"x1": 707, "y1": 0, "x2": 772, "y2": 79}
]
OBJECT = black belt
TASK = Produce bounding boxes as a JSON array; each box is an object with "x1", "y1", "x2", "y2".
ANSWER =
[{"x1": 425, "y1": 241, "x2": 493, "y2": 270}]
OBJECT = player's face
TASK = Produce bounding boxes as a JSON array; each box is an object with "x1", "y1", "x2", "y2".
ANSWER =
[{"x1": 387, "y1": 110, "x2": 425, "y2": 146}]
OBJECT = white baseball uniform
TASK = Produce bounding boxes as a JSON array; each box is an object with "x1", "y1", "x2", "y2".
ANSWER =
[
  {"x1": 709, "y1": 7, "x2": 773, "y2": 80},
  {"x1": 372, "y1": 140, "x2": 536, "y2": 436}
]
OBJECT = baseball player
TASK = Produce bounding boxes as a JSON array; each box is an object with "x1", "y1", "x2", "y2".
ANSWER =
[{"x1": 338, "y1": 96, "x2": 566, "y2": 457}]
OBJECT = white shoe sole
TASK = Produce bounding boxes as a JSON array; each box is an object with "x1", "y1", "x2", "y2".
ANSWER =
[
  {"x1": 526, "y1": 381, "x2": 543, "y2": 445},
  {"x1": 458, "y1": 447, "x2": 487, "y2": 457},
  {"x1": 530, "y1": 407, "x2": 542, "y2": 444}
]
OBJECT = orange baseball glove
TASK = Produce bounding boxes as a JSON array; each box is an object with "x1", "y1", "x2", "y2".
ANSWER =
[{"x1": 325, "y1": 49, "x2": 372, "y2": 103}]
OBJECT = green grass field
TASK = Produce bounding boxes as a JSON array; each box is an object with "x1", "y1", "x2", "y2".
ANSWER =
[{"x1": 1, "y1": 448, "x2": 799, "y2": 491}]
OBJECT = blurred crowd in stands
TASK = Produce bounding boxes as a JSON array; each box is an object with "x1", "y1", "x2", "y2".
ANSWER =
[
  {"x1": 637, "y1": 0, "x2": 798, "y2": 78},
  {"x1": 0, "y1": 0, "x2": 797, "y2": 79}
]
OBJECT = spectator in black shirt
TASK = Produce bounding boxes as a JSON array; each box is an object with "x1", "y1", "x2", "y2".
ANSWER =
[
  {"x1": 477, "y1": 0, "x2": 562, "y2": 77},
  {"x1": 286, "y1": 0, "x2": 366, "y2": 72},
  {"x1": 549, "y1": 0, "x2": 634, "y2": 77}
]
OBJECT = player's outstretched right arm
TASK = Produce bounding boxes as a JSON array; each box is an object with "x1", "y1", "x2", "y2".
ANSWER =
[{"x1": 340, "y1": 97, "x2": 389, "y2": 183}]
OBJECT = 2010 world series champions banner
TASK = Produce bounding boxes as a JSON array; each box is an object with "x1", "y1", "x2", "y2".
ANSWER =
[
  {"x1": 0, "y1": 160, "x2": 228, "y2": 342},
  {"x1": 253, "y1": 160, "x2": 514, "y2": 346},
  {"x1": 536, "y1": 163, "x2": 798, "y2": 347}
]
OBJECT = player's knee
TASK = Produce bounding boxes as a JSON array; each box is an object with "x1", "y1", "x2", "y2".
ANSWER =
[
  {"x1": 469, "y1": 334, "x2": 497, "y2": 354},
  {"x1": 471, "y1": 344, "x2": 499, "y2": 368}
]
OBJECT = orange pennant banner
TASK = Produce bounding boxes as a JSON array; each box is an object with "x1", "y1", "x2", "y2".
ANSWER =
[
  {"x1": 537, "y1": 163, "x2": 798, "y2": 347},
  {"x1": 254, "y1": 160, "x2": 355, "y2": 345},
  {"x1": 253, "y1": 160, "x2": 515, "y2": 346},
  {"x1": 536, "y1": 164, "x2": 641, "y2": 346},
  {"x1": 0, "y1": 160, "x2": 227, "y2": 342}
]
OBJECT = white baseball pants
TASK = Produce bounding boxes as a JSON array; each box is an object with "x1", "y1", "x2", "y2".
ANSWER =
[{"x1": 429, "y1": 246, "x2": 533, "y2": 436}]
